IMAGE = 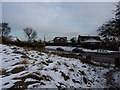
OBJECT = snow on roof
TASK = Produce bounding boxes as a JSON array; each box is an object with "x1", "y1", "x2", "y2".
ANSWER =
[
  {"x1": 9, "y1": 36, "x2": 19, "y2": 41},
  {"x1": 82, "y1": 39, "x2": 101, "y2": 43},
  {"x1": 67, "y1": 40, "x2": 71, "y2": 43}
]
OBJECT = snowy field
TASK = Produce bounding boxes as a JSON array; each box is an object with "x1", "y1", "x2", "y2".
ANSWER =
[
  {"x1": 113, "y1": 72, "x2": 120, "y2": 88},
  {"x1": 45, "y1": 46, "x2": 115, "y2": 53},
  {"x1": 0, "y1": 44, "x2": 118, "y2": 89}
]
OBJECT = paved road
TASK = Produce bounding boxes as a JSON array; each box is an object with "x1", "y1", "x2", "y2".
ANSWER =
[
  {"x1": 81, "y1": 52, "x2": 120, "y2": 64},
  {"x1": 45, "y1": 48, "x2": 120, "y2": 64}
]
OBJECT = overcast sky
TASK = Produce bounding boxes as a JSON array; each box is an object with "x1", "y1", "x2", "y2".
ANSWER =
[{"x1": 2, "y1": 2, "x2": 116, "y2": 41}]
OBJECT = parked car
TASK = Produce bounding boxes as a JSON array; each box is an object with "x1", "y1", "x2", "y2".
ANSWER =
[
  {"x1": 56, "y1": 48, "x2": 64, "y2": 51},
  {"x1": 72, "y1": 48, "x2": 84, "y2": 53},
  {"x1": 97, "y1": 49, "x2": 111, "y2": 55},
  {"x1": 119, "y1": 47, "x2": 120, "y2": 52}
]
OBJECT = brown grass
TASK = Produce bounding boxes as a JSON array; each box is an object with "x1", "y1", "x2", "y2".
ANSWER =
[
  {"x1": 10, "y1": 80, "x2": 40, "y2": 89},
  {"x1": 72, "y1": 79, "x2": 80, "y2": 84},
  {"x1": 42, "y1": 75, "x2": 52, "y2": 81},
  {"x1": 0, "y1": 68, "x2": 6, "y2": 75},
  {"x1": 9, "y1": 66, "x2": 26, "y2": 74},
  {"x1": 13, "y1": 51, "x2": 26, "y2": 55},
  {"x1": 51, "y1": 68, "x2": 58, "y2": 72},
  {"x1": 21, "y1": 55, "x2": 30, "y2": 59},
  {"x1": 78, "y1": 70, "x2": 86, "y2": 75},
  {"x1": 0, "y1": 68, "x2": 11, "y2": 77},
  {"x1": 46, "y1": 60, "x2": 53, "y2": 63},
  {"x1": 41, "y1": 61, "x2": 48, "y2": 66},
  {"x1": 60, "y1": 71, "x2": 70, "y2": 81},
  {"x1": 13, "y1": 73, "x2": 44, "y2": 81},
  {"x1": 12, "y1": 60, "x2": 29, "y2": 66},
  {"x1": 0, "y1": 69, "x2": 2, "y2": 75},
  {"x1": 23, "y1": 47, "x2": 45, "y2": 52}
]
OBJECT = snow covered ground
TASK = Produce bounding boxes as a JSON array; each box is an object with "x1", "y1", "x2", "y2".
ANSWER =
[
  {"x1": 45, "y1": 46, "x2": 115, "y2": 53},
  {"x1": 0, "y1": 44, "x2": 115, "y2": 89},
  {"x1": 113, "y1": 71, "x2": 120, "y2": 88}
]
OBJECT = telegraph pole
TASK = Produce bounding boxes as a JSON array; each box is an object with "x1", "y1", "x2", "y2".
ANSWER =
[{"x1": 44, "y1": 34, "x2": 46, "y2": 45}]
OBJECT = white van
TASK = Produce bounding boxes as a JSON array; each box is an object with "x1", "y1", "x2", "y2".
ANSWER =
[{"x1": 97, "y1": 49, "x2": 111, "y2": 55}]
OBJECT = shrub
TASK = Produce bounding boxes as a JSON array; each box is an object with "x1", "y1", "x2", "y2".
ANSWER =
[{"x1": 3, "y1": 41, "x2": 45, "y2": 48}]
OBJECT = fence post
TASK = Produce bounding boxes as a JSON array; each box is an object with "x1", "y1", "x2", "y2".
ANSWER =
[{"x1": 115, "y1": 57, "x2": 120, "y2": 67}]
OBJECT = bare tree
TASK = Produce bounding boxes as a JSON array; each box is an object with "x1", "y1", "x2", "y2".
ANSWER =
[
  {"x1": 0, "y1": 23, "x2": 11, "y2": 36},
  {"x1": 23, "y1": 27, "x2": 37, "y2": 42}
]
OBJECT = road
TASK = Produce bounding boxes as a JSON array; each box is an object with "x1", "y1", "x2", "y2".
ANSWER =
[
  {"x1": 45, "y1": 48, "x2": 120, "y2": 64},
  {"x1": 81, "y1": 52, "x2": 120, "y2": 64}
]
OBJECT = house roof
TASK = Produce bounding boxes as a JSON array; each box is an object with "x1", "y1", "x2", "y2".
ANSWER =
[
  {"x1": 82, "y1": 39, "x2": 101, "y2": 43},
  {"x1": 78, "y1": 35, "x2": 101, "y2": 41},
  {"x1": 54, "y1": 37, "x2": 67, "y2": 40},
  {"x1": 8, "y1": 36, "x2": 21, "y2": 42}
]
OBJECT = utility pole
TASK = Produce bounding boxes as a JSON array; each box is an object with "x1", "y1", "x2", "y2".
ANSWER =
[{"x1": 44, "y1": 34, "x2": 46, "y2": 45}]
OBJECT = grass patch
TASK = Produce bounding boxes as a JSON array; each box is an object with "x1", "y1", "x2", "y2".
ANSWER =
[
  {"x1": 42, "y1": 75, "x2": 52, "y2": 81},
  {"x1": 0, "y1": 68, "x2": 11, "y2": 77},
  {"x1": 78, "y1": 70, "x2": 86, "y2": 75},
  {"x1": 51, "y1": 68, "x2": 58, "y2": 72},
  {"x1": 21, "y1": 55, "x2": 30, "y2": 59},
  {"x1": 13, "y1": 73, "x2": 44, "y2": 81},
  {"x1": 46, "y1": 60, "x2": 53, "y2": 63},
  {"x1": 31, "y1": 55, "x2": 34, "y2": 57},
  {"x1": 13, "y1": 51, "x2": 26, "y2": 55},
  {"x1": 60, "y1": 71, "x2": 70, "y2": 81},
  {"x1": 72, "y1": 79, "x2": 80, "y2": 84},
  {"x1": 63, "y1": 62, "x2": 69, "y2": 67},
  {"x1": 41, "y1": 61, "x2": 48, "y2": 66},
  {"x1": 12, "y1": 60, "x2": 29, "y2": 66},
  {"x1": 4, "y1": 82, "x2": 9, "y2": 85},
  {"x1": 9, "y1": 66, "x2": 26, "y2": 74},
  {"x1": 83, "y1": 77, "x2": 87, "y2": 84},
  {"x1": 9, "y1": 81, "x2": 27, "y2": 89},
  {"x1": 69, "y1": 68, "x2": 74, "y2": 72},
  {"x1": 10, "y1": 80, "x2": 40, "y2": 89}
]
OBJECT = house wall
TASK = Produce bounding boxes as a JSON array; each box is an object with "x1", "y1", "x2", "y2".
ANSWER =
[{"x1": 54, "y1": 37, "x2": 67, "y2": 44}]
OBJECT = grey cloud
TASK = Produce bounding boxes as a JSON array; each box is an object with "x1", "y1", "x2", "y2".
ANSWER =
[{"x1": 2, "y1": 2, "x2": 116, "y2": 40}]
